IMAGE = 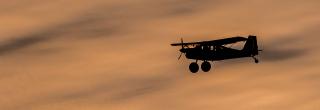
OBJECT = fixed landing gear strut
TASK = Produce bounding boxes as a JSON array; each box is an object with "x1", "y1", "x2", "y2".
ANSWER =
[{"x1": 189, "y1": 61, "x2": 212, "y2": 73}]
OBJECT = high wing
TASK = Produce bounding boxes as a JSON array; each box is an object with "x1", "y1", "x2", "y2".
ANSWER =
[{"x1": 171, "y1": 36, "x2": 247, "y2": 46}]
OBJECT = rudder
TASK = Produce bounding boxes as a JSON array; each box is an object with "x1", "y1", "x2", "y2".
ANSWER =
[{"x1": 242, "y1": 35, "x2": 258, "y2": 56}]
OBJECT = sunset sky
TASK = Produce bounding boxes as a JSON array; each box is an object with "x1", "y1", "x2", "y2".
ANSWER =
[{"x1": 0, "y1": 0, "x2": 320, "y2": 110}]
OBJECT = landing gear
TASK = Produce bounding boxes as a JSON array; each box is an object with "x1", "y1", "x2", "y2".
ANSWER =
[
  {"x1": 201, "y1": 61, "x2": 211, "y2": 72},
  {"x1": 189, "y1": 61, "x2": 212, "y2": 73},
  {"x1": 189, "y1": 62, "x2": 199, "y2": 73},
  {"x1": 253, "y1": 57, "x2": 259, "y2": 63}
]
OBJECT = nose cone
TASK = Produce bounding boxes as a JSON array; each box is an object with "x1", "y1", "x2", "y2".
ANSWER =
[{"x1": 179, "y1": 48, "x2": 186, "y2": 53}]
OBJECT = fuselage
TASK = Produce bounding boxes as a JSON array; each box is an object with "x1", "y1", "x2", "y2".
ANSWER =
[{"x1": 183, "y1": 46, "x2": 251, "y2": 61}]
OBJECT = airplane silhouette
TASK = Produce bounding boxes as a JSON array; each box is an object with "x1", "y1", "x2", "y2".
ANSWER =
[{"x1": 171, "y1": 35, "x2": 261, "y2": 73}]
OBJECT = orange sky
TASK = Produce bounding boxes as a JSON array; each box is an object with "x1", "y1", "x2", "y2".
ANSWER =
[{"x1": 0, "y1": 0, "x2": 320, "y2": 110}]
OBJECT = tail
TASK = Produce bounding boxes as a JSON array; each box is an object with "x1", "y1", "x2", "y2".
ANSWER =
[{"x1": 242, "y1": 35, "x2": 259, "y2": 56}]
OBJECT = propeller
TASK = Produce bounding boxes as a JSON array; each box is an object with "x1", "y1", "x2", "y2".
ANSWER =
[
  {"x1": 180, "y1": 38, "x2": 184, "y2": 49},
  {"x1": 178, "y1": 38, "x2": 185, "y2": 60}
]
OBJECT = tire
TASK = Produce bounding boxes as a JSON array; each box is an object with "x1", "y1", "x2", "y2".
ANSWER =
[
  {"x1": 189, "y1": 62, "x2": 199, "y2": 73},
  {"x1": 201, "y1": 61, "x2": 211, "y2": 72}
]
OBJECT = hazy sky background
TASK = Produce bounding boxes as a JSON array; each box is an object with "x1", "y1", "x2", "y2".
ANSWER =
[{"x1": 0, "y1": 0, "x2": 320, "y2": 110}]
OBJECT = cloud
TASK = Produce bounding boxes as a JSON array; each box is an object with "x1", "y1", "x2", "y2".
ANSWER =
[
  {"x1": 260, "y1": 24, "x2": 320, "y2": 62},
  {"x1": 0, "y1": 32, "x2": 54, "y2": 56},
  {"x1": 0, "y1": 0, "x2": 218, "y2": 56},
  {"x1": 6, "y1": 74, "x2": 177, "y2": 110},
  {"x1": 0, "y1": 7, "x2": 121, "y2": 56}
]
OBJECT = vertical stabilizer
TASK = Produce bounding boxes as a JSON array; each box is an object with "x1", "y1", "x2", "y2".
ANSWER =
[{"x1": 242, "y1": 35, "x2": 258, "y2": 56}]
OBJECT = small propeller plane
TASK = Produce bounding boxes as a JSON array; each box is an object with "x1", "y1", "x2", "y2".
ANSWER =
[{"x1": 171, "y1": 35, "x2": 261, "y2": 73}]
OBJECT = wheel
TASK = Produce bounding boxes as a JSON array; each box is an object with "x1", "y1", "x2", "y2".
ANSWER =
[
  {"x1": 252, "y1": 57, "x2": 259, "y2": 63},
  {"x1": 189, "y1": 62, "x2": 199, "y2": 73},
  {"x1": 254, "y1": 59, "x2": 259, "y2": 63},
  {"x1": 201, "y1": 61, "x2": 211, "y2": 72}
]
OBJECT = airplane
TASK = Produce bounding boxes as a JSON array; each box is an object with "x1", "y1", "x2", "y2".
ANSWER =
[{"x1": 171, "y1": 35, "x2": 261, "y2": 73}]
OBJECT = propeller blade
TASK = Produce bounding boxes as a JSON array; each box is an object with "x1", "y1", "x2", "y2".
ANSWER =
[
  {"x1": 178, "y1": 52, "x2": 182, "y2": 60},
  {"x1": 181, "y1": 38, "x2": 184, "y2": 48}
]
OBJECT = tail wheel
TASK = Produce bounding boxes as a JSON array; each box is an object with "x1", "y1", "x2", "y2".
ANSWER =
[
  {"x1": 189, "y1": 62, "x2": 199, "y2": 73},
  {"x1": 201, "y1": 61, "x2": 211, "y2": 72},
  {"x1": 253, "y1": 57, "x2": 259, "y2": 63},
  {"x1": 254, "y1": 59, "x2": 259, "y2": 63}
]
